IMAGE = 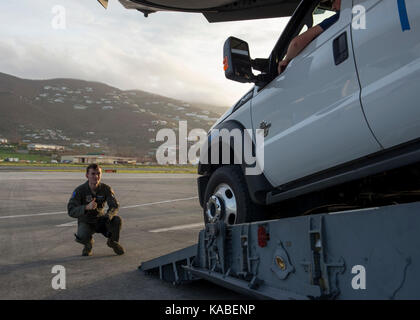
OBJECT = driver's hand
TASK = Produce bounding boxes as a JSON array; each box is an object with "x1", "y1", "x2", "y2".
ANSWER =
[
  {"x1": 85, "y1": 198, "x2": 97, "y2": 211},
  {"x1": 278, "y1": 59, "x2": 289, "y2": 74}
]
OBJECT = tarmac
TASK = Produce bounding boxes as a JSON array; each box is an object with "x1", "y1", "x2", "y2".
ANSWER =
[{"x1": 0, "y1": 171, "x2": 247, "y2": 300}]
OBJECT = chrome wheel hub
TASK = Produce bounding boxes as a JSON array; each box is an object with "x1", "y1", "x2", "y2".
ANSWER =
[{"x1": 206, "y1": 183, "x2": 237, "y2": 225}]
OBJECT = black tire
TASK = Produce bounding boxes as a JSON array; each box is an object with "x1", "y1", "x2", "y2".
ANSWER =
[{"x1": 203, "y1": 165, "x2": 265, "y2": 225}]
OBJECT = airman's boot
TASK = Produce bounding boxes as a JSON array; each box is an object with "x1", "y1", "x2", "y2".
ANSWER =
[
  {"x1": 75, "y1": 234, "x2": 94, "y2": 256},
  {"x1": 82, "y1": 241, "x2": 93, "y2": 256},
  {"x1": 107, "y1": 238, "x2": 125, "y2": 255}
]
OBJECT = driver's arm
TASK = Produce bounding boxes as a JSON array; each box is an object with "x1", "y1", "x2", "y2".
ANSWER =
[{"x1": 278, "y1": 25, "x2": 323, "y2": 74}]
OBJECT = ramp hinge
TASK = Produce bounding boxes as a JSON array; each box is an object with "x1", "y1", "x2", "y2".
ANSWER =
[{"x1": 301, "y1": 216, "x2": 345, "y2": 299}]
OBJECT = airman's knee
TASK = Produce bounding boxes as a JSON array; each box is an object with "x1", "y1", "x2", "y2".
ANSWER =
[
  {"x1": 75, "y1": 233, "x2": 92, "y2": 245},
  {"x1": 111, "y1": 215, "x2": 122, "y2": 226}
]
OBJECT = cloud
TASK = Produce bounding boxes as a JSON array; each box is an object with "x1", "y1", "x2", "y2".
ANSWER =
[{"x1": 0, "y1": 0, "x2": 289, "y2": 107}]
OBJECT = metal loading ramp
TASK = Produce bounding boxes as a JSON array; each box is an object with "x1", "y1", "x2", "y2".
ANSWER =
[
  {"x1": 139, "y1": 202, "x2": 420, "y2": 299},
  {"x1": 139, "y1": 244, "x2": 198, "y2": 284}
]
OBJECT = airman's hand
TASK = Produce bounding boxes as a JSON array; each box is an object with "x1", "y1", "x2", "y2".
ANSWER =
[
  {"x1": 85, "y1": 198, "x2": 97, "y2": 211},
  {"x1": 278, "y1": 59, "x2": 290, "y2": 74}
]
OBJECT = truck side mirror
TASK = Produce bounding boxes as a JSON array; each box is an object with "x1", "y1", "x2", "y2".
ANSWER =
[{"x1": 223, "y1": 37, "x2": 254, "y2": 83}]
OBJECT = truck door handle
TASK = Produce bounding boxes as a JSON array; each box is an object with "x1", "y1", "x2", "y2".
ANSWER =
[{"x1": 333, "y1": 32, "x2": 349, "y2": 65}]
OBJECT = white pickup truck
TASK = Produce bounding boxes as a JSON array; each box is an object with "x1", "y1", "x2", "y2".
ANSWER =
[{"x1": 197, "y1": 0, "x2": 420, "y2": 225}]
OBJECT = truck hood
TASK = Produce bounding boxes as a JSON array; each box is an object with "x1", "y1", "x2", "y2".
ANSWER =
[{"x1": 210, "y1": 104, "x2": 235, "y2": 130}]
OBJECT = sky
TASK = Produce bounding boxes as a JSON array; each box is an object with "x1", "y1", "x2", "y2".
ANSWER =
[{"x1": 0, "y1": 0, "x2": 290, "y2": 107}]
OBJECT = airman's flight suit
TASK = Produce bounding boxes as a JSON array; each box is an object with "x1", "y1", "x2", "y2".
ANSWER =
[{"x1": 67, "y1": 181, "x2": 124, "y2": 255}]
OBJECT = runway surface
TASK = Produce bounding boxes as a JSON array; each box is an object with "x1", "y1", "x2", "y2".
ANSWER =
[{"x1": 0, "y1": 172, "x2": 247, "y2": 300}]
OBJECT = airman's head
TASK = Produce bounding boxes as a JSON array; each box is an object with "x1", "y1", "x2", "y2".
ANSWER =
[{"x1": 86, "y1": 163, "x2": 102, "y2": 186}]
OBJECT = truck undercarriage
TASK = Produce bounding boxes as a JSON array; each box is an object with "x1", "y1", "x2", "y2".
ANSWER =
[{"x1": 269, "y1": 161, "x2": 420, "y2": 218}]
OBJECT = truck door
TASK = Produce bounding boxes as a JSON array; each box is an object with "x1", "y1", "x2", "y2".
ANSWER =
[
  {"x1": 352, "y1": 0, "x2": 420, "y2": 149},
  {"x1": 250, "y1": 0, "x2": 381, "y2": 188}
]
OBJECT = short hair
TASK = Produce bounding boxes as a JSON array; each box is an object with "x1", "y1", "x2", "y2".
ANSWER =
[{"x1": 86, "y1": 163, "x2": 101, "y2": 174}]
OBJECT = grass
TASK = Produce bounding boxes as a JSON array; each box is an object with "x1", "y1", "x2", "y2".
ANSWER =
[
  {"x1": 0, "y1": 162, "x2": 196, "y2": 168},
  {"x1": 0, "y1": 150, "x2": 197, "y2": 173},
  {"x1": 20, "y1": 169, "x2": 197, "y2": 174},
  {"x1": 0, "y1": 151, "x2": 51, "y2": 162},
  {"x1": 0, "y1": 162, "x2": 197, "y2": 174}
]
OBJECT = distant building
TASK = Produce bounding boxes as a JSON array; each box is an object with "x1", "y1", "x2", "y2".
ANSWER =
[
  {"x1": 72, "y1": 143, "x2": 91, "y2": 147},
  {"x1": 73, "y1": 104, "x2": 88, "y2": 110},
  {"x1": 60, "y1": 155, "x2": 137, "y2": 165},
  {"x1": 27, "y1": 143, "x2": 65, "y2": 151}
]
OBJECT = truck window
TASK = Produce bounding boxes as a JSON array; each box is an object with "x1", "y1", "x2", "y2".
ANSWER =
[
  {"x1": 298, "y1": 5, "x2": 336, "y2": 36},
  {"x1": 276, "y1": 2, "x2": 337, "y2": 72},
  {"x1": 312, "y1": 7, "x2": 337, "y2": 27}
]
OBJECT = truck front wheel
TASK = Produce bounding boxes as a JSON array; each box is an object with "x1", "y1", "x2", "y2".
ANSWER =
[{"x1": 203, "y1": 165, "x2": 264, "y2": 225}]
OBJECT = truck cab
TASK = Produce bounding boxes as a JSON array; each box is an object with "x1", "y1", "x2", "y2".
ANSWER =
[{"x1": 198, "y1": 0, "x2": 420, "y2": 225}]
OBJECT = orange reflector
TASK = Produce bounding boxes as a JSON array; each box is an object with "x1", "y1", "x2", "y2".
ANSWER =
[
  {"x1": 258, "y1": 226, "x2": 269, "y2": 247},
  {"x1": 223, "y1": 56, "x2": 229, "y2": 71}
]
